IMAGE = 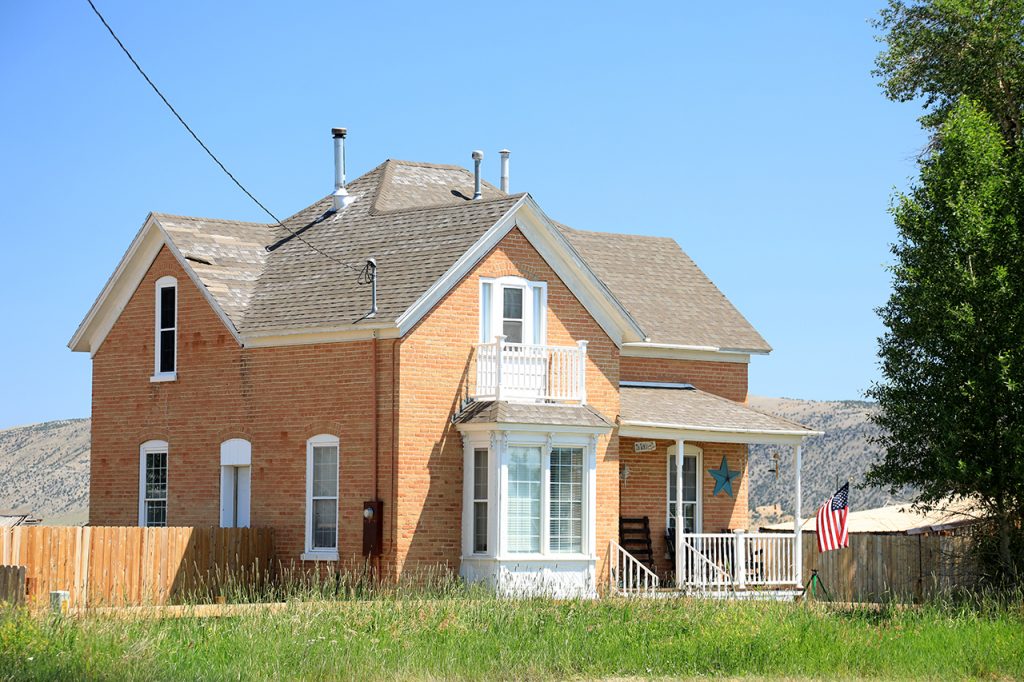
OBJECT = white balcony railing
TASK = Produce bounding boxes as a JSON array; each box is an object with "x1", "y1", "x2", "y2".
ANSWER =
[
  {"x1": 473, "y1": 336, "x2": 587, "y2": 404},
  {"x1": 677, "y1": 532, "x2": 798, "y2": 592}
]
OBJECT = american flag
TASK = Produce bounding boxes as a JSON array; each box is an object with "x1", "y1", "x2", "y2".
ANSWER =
[{"x1": 816, "y1": 482, "x2": 849, "y2": 552}]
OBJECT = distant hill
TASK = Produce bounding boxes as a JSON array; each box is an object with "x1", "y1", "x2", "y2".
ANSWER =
[
  {"x1": 747, "y1": 396, "x2": 911, "y2": 528},
  {"x1": 0, "y1": 398, "x2": 907, "y2": 529},
  {"x1": 0, "y1": 419, "x2": 90, "y2": 525}
]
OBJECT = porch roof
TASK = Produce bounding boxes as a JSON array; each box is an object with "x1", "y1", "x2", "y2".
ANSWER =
[
  {"x1": 619, "y1": 385, "x2": 822, "y2": 444},
  {"x1": 454, "y1": 400, "x2": 613, "y2": 430}
]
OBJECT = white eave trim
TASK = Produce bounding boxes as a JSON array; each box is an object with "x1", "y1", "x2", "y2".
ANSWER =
[
  {"x1": 619, "y1": 419, "x2": 822, "y2": 445},
  {"x1": 68, "y1": 213, "x2": 243, "y2": 356},
  {"x1": 455, "y1": 421, "x2": 613, "y2": 436},
  {"x1": 622, "y1": 342, "x2": 765, "y2": 364},
  {"x1": 395, "y1": 194, "x2": 646, "y2": 347},
  {"x1": 241, "y1": 324, "x2": 400, "y2": 348}
]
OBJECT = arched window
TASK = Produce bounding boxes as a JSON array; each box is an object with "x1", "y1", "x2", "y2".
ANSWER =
[
  {"x1": 153, "y1": 276, "x2": 177, "y2": 380},
  {"x1": 139, "y1": 440, "x2": 169, "y2": 527},
  {"x1": 304, "y1": 434, "x2": 340, "y2": 560}
]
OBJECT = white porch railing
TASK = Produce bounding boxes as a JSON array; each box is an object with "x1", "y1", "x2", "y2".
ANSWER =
[
  {"x1": 677, "y1": 532, "x2": 798, "y2": 592},
  {"x1": 609, "y1": 540, "x2": 660, "y2": 596},
  {"x1": 473, "y1": 336, "x2": 587, "y2": 404}
]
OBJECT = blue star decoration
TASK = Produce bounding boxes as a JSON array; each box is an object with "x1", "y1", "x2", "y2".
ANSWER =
[{"x1": 708, "y1": 456, "x2": 741, "y2": 497}]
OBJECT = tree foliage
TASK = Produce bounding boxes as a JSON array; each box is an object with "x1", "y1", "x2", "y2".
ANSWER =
[
  {"x1": 867, "y1": 98, "x2": 1024, "y2": 579},
  {"x1": 874, "y1": 0, "x2": 1024, "y2": 142}
]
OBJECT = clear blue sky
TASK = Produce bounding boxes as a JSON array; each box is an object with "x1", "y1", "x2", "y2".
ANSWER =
[{"x1": 0, "y1": 1, "x2": 924, "y2": 428}]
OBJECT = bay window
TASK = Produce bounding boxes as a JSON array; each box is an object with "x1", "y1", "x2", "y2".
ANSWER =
[{"x1": 462, "y1": 433, "x2": 595, "y2": 559}]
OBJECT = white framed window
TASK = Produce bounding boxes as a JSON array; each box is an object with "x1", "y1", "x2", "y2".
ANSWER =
[
  {"x1": 152, "y1": 276, "x2": 177, "y2": 381},
  {"x1": 549, "y1": 446, "x2": 583, "y2": 553},
  {"x1": 507, "y1": 445, "x2": 542, "y2": 552},
  {"x1": 220, "y1": 439, "x2": 251, "y2": 528},
  {"x1": 472, "y1": 447, "x2": 488, "y2": 553},
  {"x1": 304, "y1": 434, "x2": 339, "y2": 560},
  {"x1": 139, "y1": 440, "x2": 168, "y2": 527},
  {"x1": 668, "y1": 444, "x2": 702, "y2": 534},
  {"x1": 479, "y1": 276, "x2": 547, "y2": 345}
]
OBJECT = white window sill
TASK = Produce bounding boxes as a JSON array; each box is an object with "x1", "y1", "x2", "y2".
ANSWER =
[
  {"x1": 301, "y1": 551, "x2": 339, "y2": 562},
  {"x1": 495, "y1": 553, "x2": 595, "y2": 562},
  {"x1": 150, "y1": 372, "x2": 177, "y2": 383}
]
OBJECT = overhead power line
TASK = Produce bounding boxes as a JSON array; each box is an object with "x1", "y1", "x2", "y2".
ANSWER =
[{"x1": 84, "y1": 0, "x2": 361, "y2": 275}]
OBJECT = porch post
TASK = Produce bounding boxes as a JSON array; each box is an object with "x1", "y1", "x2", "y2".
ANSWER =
[
  {"x1": 792, "y1": 443, "x2": 802, "y2": 587},
  {"x1": 675, "y1": 439, "x2": 684, "y2": 589}
]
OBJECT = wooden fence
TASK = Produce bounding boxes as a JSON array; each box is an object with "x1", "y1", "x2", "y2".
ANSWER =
[
  {"x1": 796, "y1": 531, "x2": 975, "y2": 602},
  {"x1": 0, "y1": 526, "x2": 274, "y2": 608},
  {"x1": 0, "y1": 565, "x2": 26, "y2": 605}
]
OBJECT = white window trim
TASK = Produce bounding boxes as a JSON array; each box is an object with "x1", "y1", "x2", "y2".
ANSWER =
[
  {"x1": 667, "y1": 443, "x2": 703, "y2": 533},
  {"x1": 152, "y1": 276, "x2": 177, "y2": 382},
  {"x1": 303, "y1": 434, "x2": 340, "y2": 561},
  {"x1": 471, "y1": 447, "x2": 489, "y2": 554},
  {"x1": 138, "y1": 439, "x2": 169, "y2": 527},
  {"x1": 479, "y1": 276, "x2": 547, "y2": 345},
  {"x1": 220, "y1": 439, "x2": 252, "y2": 528}
]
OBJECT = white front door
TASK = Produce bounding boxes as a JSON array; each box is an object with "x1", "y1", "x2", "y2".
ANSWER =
[{"x1": 482, "y1": 278, "x2": 548, "y2": 400}]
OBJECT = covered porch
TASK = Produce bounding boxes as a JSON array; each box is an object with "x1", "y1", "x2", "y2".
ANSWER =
[{"x1": 612, "y1": 383, "x2": 821, "y2": 599}]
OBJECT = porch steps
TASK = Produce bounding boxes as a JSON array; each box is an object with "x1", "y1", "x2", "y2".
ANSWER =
[{"x1": 618, "y1": 516, "x2": 656, "y2": 573}]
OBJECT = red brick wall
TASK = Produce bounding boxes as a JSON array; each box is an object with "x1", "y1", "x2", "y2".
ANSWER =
[
  {"x1": 619, "y1": 437, "x2": 749, "y2": 578},
  {"x1": 90, "y1": 246, "x2": 396, "y2": 566},
  {"x1": 620, "y1": 356, "x2": 748, "y2": 402},
  {"x1": 396, "y1": 227, "x2": 620, "y2": 574}
]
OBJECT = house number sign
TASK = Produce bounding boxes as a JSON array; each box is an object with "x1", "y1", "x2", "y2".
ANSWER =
[{"x1": 633, "y1": 441, "x2": 657, "y2": 453}]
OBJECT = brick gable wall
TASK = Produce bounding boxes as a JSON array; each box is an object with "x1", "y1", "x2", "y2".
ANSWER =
[
  {"x1": 90, "y1": 246, "x2": 396, "y2": 566},
  {"x1": 395, "y1": 227, "x2": 620, "y2": 574}
]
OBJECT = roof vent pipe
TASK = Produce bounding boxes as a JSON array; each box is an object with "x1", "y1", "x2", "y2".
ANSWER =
[
  {"x1": 499, "y1": 149, "x2": 510, "y2": 193},
  {"x1": 332, "y1": 127, "x2": 354, "y2": 211},
  {"x1": 471, "y1": 150, "x2": 483, "y2": 200}
]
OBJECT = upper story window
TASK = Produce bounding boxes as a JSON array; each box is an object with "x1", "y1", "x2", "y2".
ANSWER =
[
  {"x1": 480, "y1": 277, "x2": 546, "y2": 345},
  {"x1": 153, "y1": 276, "x2": 177, "y2": 381},
  {"x1": 139, "y1": 440, "x2": 168, "y2": 527}
]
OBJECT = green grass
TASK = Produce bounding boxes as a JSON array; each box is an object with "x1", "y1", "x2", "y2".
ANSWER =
[{"x1": 2, "y1": 595, "x2": 1023, "y2": 681}]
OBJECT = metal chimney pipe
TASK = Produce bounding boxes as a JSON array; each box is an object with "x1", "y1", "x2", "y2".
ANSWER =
[
  {"x1": 332, "y1": 127, "x2": 353, "y2": 211},
  {"x1": 499, "y1": 149, "x2": 510, "y2": 193},
  {"x1": 472, "y1": 150, "x2": 484, "y2": 200}
]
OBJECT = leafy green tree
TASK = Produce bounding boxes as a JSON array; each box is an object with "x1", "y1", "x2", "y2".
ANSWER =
[
  {"x1": 867, "y1": 98, "x2": 1024, "y2": 579},
  {"x1": 874, "y1": 0, "x2": 1024, "y2": 143}
]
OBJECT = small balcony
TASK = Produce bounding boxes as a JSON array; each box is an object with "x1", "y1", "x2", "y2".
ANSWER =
[{"x1": 472, "y1": 336, "x2": 588, "y2": 404}]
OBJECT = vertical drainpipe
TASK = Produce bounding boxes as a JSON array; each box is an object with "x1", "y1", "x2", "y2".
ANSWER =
[{"x1": 472, "y1": 150, "x2": 484, "y2": 200}]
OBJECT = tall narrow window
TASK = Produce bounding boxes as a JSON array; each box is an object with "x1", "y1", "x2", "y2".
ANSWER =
[
  {"x1": 473, "y1": 448, "x2": 488, "y2": 553},
  {"x1": 507, "y1": 445, "x2": 541, "y2": 552},
  {"x1": 549, "y1": 447, "x2": 583, "y2": 553},
  {"x1": 502, "y1": 287, "x2": 524, "y2": 343},
  {"x1": 154, "y1": 276, "x2": 177, "y2": 378},
  {"x1": 480, "y1": 282, "x2": 492, "y2": 342},
  {"x1": 668, "y1": 450, "x2": 699, "y2": 533},
  {"x1": 139, "y1": 440, "x2": 168, "y2": 527},
  {"x1": 306, "y1": 435, "x2": 339, "y2": 556}
]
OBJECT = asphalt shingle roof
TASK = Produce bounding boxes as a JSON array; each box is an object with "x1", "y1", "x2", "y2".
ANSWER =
[
  {"x1": 558, "y1": 227, "x2": 771, "y2": 353},
  {"x1": 453, "y1": 401, "x2": 613, "y2": 428},
  {"x1": 153, "y1": 158, "x2": 770, "y2": 352},
  {"x1": 620, "y1": 386, "x2": 814, "y2": 434}
]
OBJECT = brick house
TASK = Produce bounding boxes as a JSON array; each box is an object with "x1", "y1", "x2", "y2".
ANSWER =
[{"x1": 70, "y1": 133, "x2": 819, "y2": 597}]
